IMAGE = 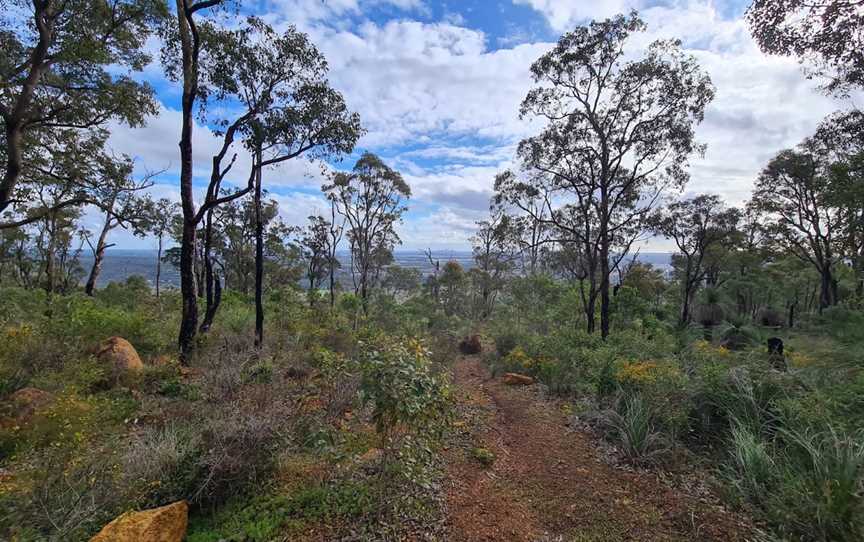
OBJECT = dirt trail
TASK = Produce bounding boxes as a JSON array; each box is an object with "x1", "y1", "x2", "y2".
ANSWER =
[{"x1": 442, "y1": 355, "x2": 756, "y2": 542}]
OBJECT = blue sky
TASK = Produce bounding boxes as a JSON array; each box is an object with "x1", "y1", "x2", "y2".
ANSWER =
[{"x1": 102, "y1": 0, "x2": 847, "y2": 251}]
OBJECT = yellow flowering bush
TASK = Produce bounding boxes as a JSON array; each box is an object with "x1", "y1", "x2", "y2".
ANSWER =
[
  {"x1": 787, "y1": 350, "x2": 815, "y2": 368},
  {"x1": 1, "y1": 323, "x2": 33, "y2": 358},
  {"x1": 616, "y1": 360, "x2": 661, "y2": 385},
  {"x1": 614, "y1": 359, "x2": 684, "y2": 393},
  {"x1": 693, "y1": 339, "x2": 731, "y2": 358},
  {"x1": 503, "y1": 346, "x2": 535, "y2": 370}
]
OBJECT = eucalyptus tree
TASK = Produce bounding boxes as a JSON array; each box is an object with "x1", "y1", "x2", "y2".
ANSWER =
[
  {"x1": 326, "y1": 199, "x2": 345, "y2": 309},
  {"x1": 0, "y1": 130, "x2": 108, "y2": 229},
  {"x1": 503, "y1": 12, "x2": 715, "y2": 337},
  {"x1": 301, "y1": 215, "x2": 331, "y2": 300},
  {"x1": 650, "y1": 194, "x2": 740, "y2": 326},
  {"x1": 82, "y1": 156, "x2": 153, "y2": 295},
  {"x1": 471, "y1": 210, "x2": 519, "y2": 318},
  {"x1": 748, "y1": 0, "x2": 864, "y2": 95},
  {"x1": 324, "y1": 153, "x2": 410, "y2": 313},
  {"x1": 752, "y1": 122, "x2": 862, "y2": 311},
  {"x1": 142, "y1": 198, "x2": 180, "y2": 298},
  {"x1": 163, "y1": 10, "x2": 360, "y2": 355},
  {"x1": 0, "y1": 0, "x2": 164, "y2": 217},
  {"x1": 231, "y1": 19, "x2": 360, "y2": 346}
]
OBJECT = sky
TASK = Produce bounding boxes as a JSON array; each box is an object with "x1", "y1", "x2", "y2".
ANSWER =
[{"x1": 98, "y1": 0, "x2": 855, "y2": 251}]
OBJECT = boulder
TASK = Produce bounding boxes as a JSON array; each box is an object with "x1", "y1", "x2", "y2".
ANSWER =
[
  {"x1": 96, "y1": 337, "x2": 143, "y2": 375},
  {"x1": 502, "y1": 372, "x2": 534, "y2": 386},
  {"x1": 90, "y1": 500, "x2": 188, "y2": 542},
  {"x1": 6, "y1": 387, "x2": 54, "y2": 422},
  {"x1": 458, "y1": 335, "x2": 482, "y2": 355}
]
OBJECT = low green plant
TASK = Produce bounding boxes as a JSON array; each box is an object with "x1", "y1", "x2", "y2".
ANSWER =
[
  {"x1": 773, "y1": 426, "x2": 864, "y2": 541},
  {"x1": 727, "y1": 424, "x2": 777, "y2": 505},
  {"x1": 471, "y1": 447, "x2": 495, "y2": 467},
  {"x1": 601, "y1": 393, "x2": 669, "y2": 463}
]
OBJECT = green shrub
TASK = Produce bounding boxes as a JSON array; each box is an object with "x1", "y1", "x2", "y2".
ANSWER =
[
  {"x1": 471, "y1": 447, "x2": 495, "y2": 467},
  {"x1": 359, "y1": 338, "x2": 451, "y2": 443},
  {"x1": 187, "y1": 481, "x2": 374, "y2": 542}
]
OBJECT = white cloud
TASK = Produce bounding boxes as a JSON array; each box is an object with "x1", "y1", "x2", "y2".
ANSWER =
[
  {"x1": 514, "y1": 0, "x2": 641, "y2": 30},
  {"x1": 104, "y1": 0, "x2": 854, "y2": 251}
]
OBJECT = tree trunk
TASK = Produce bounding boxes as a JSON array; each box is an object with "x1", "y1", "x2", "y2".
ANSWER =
[
  {"x1": 254, "y1": 146, "x2": 264, "y2": 347},
  {"x1": 178, "y1": 218, "x2": 198, "y2": 361},
  {"x1": 85, "y1": 245, "x2": 106, "y2": 296},
  {"x1": 199, "y1": 210, "x2": 218, "y2": 333},
  {"x1": 680, "y1": 283, "x2": 693, "y2": 327},
  {"x1": 599, "y1": 226, "x2": 611, "y2": 340},
  {"x1": 176, "y1": 1, "x2": 199, "y2": 361},
  {"x1": 85, "y1": 212, "x2": 114, "y2": 296},
  {"x1": 787, "y1": 301, "x2": 796, "y2": 328},
  {"x1": 1, "y1": 124, "x2": 24, "y2": 215},
  {"x1": 818, "y1": 266, "x2": 835, "y2": 312},
  {"x1": 155, "y1": 235, "x2": 163, "y2": 298},
  {"x1": 329, "y1": 261, "x2": 336, "y2": 309}
]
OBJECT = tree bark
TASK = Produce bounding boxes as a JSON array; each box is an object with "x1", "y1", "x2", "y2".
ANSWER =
[
  {"x1": 818, "y1": 266, "x2": 835, "y2": 311},
  {"x1": 0, "y1": 3, "x2": 54, "y2": 214},
  {"x1": 599, "y1": 190, "x2": 611, "y2": 340},
  {"x1": 253, "y1": 146, "x2": 264, "y2": 347},
  {"x1": 176, "y1": 0, "x2": 200, "y2": 362},
  {"x1": 199, "y1": 210, "x2": 218, "y2": 333},
  {"x1": 155, "y1": 235, "x2": 163, "y2": 298}
]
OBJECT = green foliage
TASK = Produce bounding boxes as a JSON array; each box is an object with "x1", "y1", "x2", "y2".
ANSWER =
[
  {"x1": 187, "y1": 482, "x2": 374, "y2": 542},
  {"x1": 359, "y1": 338, "x2": 451, "y2": 441},
  {"x1": 813, "y1": 305, "x2": 864, "y2": 345},
  {"x1": 773, "y1": 427, "x2": 864, "y2": 541},
  {"x1": 471, "y1": 447, "x2": 496, "y2": 467}
]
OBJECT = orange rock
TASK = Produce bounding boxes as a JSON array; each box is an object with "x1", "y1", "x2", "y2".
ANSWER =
[
  {"x1": 96, "y1": 337, "x2": 144, "y2": 375},
  {"x1": 89, "y1": 500, "x2": 188, "y2": 542},
  {"x1": 502, "y1": 373, "x2": 534, "y2": 386}
]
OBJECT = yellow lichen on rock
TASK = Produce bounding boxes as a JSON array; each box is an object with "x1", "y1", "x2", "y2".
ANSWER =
[{"x1": 89, "y1": 500, "x2": 188, "y2": 542}]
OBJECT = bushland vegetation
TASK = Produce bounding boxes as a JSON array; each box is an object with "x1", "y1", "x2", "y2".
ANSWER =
[{"x1": 1, "y1": 2, "x2": 863, "y2": 541}]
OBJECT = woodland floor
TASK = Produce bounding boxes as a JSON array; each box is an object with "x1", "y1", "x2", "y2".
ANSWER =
[{"x1": 441, "y1": 355, "x2": 760, "y2": 542}]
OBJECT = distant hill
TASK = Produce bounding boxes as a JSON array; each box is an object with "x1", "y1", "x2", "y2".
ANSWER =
[{"x1": 81, "y1": 249, "x2": 672, "y2": 289}]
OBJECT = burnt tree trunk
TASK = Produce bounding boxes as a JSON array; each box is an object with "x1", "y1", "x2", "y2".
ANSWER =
[
  {"x1": 155, "y1": 235, "x2": 163, "y2": 298},
  {"x1": 199, "y1": 209, "x2": 220, "y2": 333},
  {"x1": 254, "y1": 146, "x2": 264, "y2": 347}
]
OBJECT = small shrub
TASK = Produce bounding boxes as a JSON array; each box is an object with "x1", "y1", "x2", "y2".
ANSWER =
[
  {"x1": 494, "y1": 331, "x2": 520, "y2": 357},
  {"x1": 471, "y1": 447, "x2": 495, "y2": 467}
]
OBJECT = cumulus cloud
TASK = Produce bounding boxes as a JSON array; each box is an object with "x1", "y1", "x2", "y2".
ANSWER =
[
  {"x1": 514, "y1": 0, "x2": 642, "y2": 30},
  {"x1": 104, "y1": 0, "x2": 853, "y2": 250}
]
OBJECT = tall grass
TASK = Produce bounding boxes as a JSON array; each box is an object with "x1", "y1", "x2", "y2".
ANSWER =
[
  {"x1": 602, "y1": 393, "x2": 669, "y2": 463},
  {"x1": 775, "y1": 427, "x2": 864, "y2": 541}
]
